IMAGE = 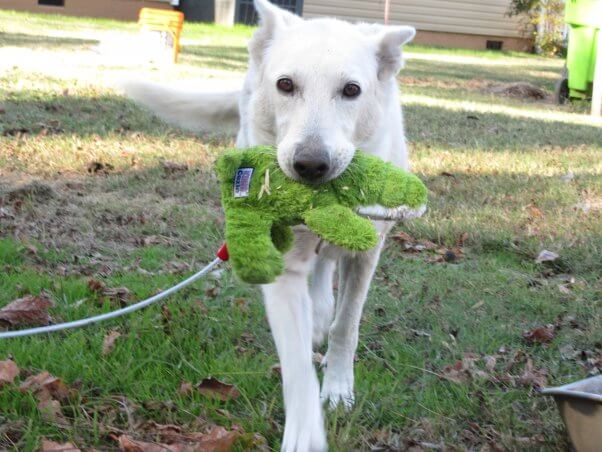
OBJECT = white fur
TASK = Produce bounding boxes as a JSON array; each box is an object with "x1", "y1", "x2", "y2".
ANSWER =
[
  {"x1": 123, "y1": 2, "x2": 417, "y2": 449},
  {"x1": 120, "y1": 80, "x2": 240, "y2": 134}
]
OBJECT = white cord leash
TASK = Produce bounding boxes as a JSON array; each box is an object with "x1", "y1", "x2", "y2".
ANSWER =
[
  {"x1": 0, "y1": 205, "x2": 424, "y2": 340},
  {"x1": 0, "y1": 257, "x2": 223, "y2": 339}
]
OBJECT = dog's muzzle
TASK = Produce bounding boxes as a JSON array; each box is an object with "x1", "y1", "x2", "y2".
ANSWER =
[{"x1": 292, "y1": 138, "x2": 331, "y2": 183}]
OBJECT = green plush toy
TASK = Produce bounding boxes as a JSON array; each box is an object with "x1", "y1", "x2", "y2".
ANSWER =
[{"x1": 215, "y1": 146, "x2": 427, "y2": 284}]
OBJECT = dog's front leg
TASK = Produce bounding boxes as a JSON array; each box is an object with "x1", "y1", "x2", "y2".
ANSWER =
[
  {"x1": 262, "y1": 233, "x2": 327, "y2": 451},
  {"x1": 321, "y1": 230, "x2": 388, "y2": 409}
]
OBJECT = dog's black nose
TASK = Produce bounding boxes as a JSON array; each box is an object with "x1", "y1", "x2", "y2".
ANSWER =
[
  {"x1": 293, "y1": 158, "x2": 330, "y2": 182},
  {"x1": 293, "y1": 140, "x2": 330, "y2": 183}
]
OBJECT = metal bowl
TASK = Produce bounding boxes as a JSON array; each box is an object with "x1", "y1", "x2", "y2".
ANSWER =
[{"x1": 540, "y1": 375, "x2": 602, "y2": 452}]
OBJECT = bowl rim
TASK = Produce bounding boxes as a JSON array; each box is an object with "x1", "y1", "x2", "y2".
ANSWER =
[{"x1": 540, "y1": 374, "x2": 602, "y2": 403}]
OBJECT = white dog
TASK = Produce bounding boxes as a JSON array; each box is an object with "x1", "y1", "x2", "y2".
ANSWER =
[{"x1": 124, "y1": 1, "x2": 417, "y2": 450}]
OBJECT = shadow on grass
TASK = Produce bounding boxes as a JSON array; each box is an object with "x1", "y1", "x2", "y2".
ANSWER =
[
  {"x1": 405, "y1": 59, "x2": 561, "y2": 90},
  {"x1": 0, "y1": 93, "x2": 172, "y2": 138},
  {"x1": 404, "y1": 103, "x2": 602, "y2": 150},
  {"x1": 1, "y1": 91, "x2": 600, "y2": 151},
  {"x1": 0, "y1": 32, "x2": 98, "y2": 49}
]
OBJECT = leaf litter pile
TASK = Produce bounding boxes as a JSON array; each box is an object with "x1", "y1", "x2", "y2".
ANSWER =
[
  {"x1": 0, "y1": 359, "x2": 265, "y2": 451},
  {"x1": 365, "y1": 228, "x2": 601, "y2": 450},
  {"x1": 0, "y1": 266, "x2": 263, "y2": 450},
  {"x1": 0, "y1": 166, "x2": 270, "y2": 449},
  {"x1": 2, "y1": 181, "x2": 601, "y2": 450}
]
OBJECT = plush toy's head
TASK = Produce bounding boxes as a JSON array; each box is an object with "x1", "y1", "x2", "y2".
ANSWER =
[{"x1": 216, "y1": 147, "x2": 427, "y2": 284}]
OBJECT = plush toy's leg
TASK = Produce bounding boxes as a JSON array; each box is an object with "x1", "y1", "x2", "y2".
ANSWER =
[
  {"x1": 225, "y1": 209, "x2": 282, "y2": 284},
  {"x1": 261, "y1": 228, "x2": 326, "y2": 452},
  {"x1": 271, "y1": 223, "x2": 295, "y2": 253},
  {"x1": 303, "y1": 205, "x2": 378, "y2": 251},
  {"x1": 321, "y1": 228, "x2": 389, "y2": 410}
]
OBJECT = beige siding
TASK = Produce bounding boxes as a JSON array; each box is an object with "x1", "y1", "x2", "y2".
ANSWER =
[{"x1": 303, "y1": 0, "x2": 525, "y2": 38}]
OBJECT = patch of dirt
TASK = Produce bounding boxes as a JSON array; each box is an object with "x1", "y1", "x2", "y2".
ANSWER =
[
  {"x1": 486, "y1": 82, "x2": 550, "y2": 100},
  {"x1": 0, "y1": 167, "x2": 220, "y2": 276},
  {"x1": 5, "y1": 181, "x2": 56, "y2": 202},
  {"x1": 400, "y1": 76, "x2": 551, "y2": 103},
  {"x1": 400, "y1": 76, "x2": 492, "y2": 91}
]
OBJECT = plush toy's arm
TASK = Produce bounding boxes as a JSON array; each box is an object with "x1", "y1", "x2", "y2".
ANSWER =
[
  {"x1": 377, "y1": 166, "x2": 428, "y2": 210},
  {"x1": 334, "y1": 153, "x2": 427, "y2": 212},
  {"x1": 303, "y1": 205, "x2": 378, "y2": 251},
  {"x1": 271, "y1": 223, "x2": 295, "y2": 253},
  {"x1": 224, "y1": 208, "x2": 283, "y2": 284}
]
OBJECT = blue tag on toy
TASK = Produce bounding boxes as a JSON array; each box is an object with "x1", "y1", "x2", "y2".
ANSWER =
[{"x1": 234, "y1": 168, "x2": 253, "y2": 198}]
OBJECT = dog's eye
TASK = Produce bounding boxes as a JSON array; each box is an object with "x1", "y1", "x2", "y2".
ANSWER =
[
  {"x1": 277, "y1": 78, "x2": 294, "y2": 94},
  {"x1": 342, "y1": 83, "x2": 361, "y2": 98}
]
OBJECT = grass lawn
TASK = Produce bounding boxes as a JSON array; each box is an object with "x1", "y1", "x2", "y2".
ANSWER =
[{"x1": 1, "y1": 9, "x2": 601, "y2": 451}]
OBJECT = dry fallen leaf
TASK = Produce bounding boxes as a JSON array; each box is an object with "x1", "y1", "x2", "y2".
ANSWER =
[
  {"x1": 117, "y1": 435, "x2": 166, "y2": 452},
  {"x1": 522, "y1": 326, "x2": 555, "y2": 345},
  {"x1": 0, "y1": 359, "x2": 19, "y2": 387},
  {"x1": 87, "y1": 161, "x2": 114, "y2": 174},
  {"x1": 205, "y1": 287, "x2": 219, "y2": 299},
  {"x1": 0, "y1": 294, "x2": 53, "y2": 327},
  {"x1": 102, "y1": 330, "x2": 122, "y2": 356},
  {"x1": 270, "y1": 363, "x2": 282, "y2": 377},
  {"x1": 87, "y1": 278, "x2": 106, "y2": 293},
  {"x1": 40, "y1": 439, "x2": 81, "y2": 451},
  {"x1": 392, "y1": 232, "x2": 438, "y2": 253},
  {"x1": 457, "y1": 232, "x2": 469, "y2": 247},
  {"x1": 38, "y1": 399, "x2": 71, "y2": 427},
  {"x1": 195, "y1": 426, "x2": 241, "y2": 452},
  {"x1": 233, "y1": 298, "x2": 249, "y2": 312},
  {"x1": 393, "y1": 231, "x2": 414, "y2": 243},
  {"x1": 19, "y1": 371, "x2": 71, "y2": 402},
  {"x1": 197, "y1": 377, "x2": 240, "y2": 401},
  {"x1": 162, "y1": 161, "x2": 189, "y2": 175},
  {"x1": 471, "y1": 300, "x2": 485, "y2": 310},
  {"x1": 535, "y1": 250, "x2": 559, "y2": 264},
  {"x1": 441, "y1": 360, "x2": 469, "y2": 384},
  {"x1": 440, "y1": 353, "x2": 489, "y2": 384},
  {"x1": 103, "y1": 287, "x2": 132, "y2": 306},
  {"x1": 178, "y1": 381, "x2": 194, "y2": 396},
  {"x1": 518, "y1": 358, "x2": 548, "y2": 389},
  {"x1": 140, "y1": 421, "x2": 185, "y2": 442},
  {"x1": 410, "y1": 329, "x2": 432, "y2": 338},
  {"x1": 504, "y1": 349, "x2": 526, "y2": 372},
  {"x1": 526, "y1": 204, "x2": 543, "y2": 219},
  {"x1": 117, "y1": 425, "x2": 241, "y2": 452}
]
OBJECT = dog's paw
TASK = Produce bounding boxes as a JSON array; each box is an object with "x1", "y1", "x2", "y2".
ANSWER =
[
  {"x1": 320, "y1": 367, "x2": 354, "y2": 411},
  {"x1": 281, "y1": 410, "x2": 327, "y2": 452}
]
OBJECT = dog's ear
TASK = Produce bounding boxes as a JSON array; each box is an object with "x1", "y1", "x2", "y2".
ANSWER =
[
  {"x1": 374, "y1": 26, "x2": 416, "y2": 80},
  {"x1": 249, "y1": 0, "x2": 302, "y2": 64}
]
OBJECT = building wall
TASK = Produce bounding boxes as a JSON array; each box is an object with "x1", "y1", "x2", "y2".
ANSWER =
[
  {"x1": 303, "y1": 0, "x2": 532, "y2": 51},
  {"x1": 0, "y1": 0, "x2": 173, "y2": 21},
  {"x1": 414, "y1": 30, "x2": 531, "y2": 52}
]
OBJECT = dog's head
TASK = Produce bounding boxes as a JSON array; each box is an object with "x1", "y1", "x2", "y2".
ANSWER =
[{"x1": 248, "y1": 0, "x2": 415, "y2": 184}]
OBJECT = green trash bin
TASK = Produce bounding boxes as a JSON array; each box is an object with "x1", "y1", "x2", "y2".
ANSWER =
[{"x1": 557, "y1": 0, "x2": 602, "y2": 102}]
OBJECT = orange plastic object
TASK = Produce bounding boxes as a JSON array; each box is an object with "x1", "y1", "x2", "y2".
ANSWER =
[{"x1": 138, "y1": 8, "x2": 185, "y2": 63}]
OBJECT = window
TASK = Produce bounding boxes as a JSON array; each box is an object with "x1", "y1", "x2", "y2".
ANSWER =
[
  {"x1": 38, "y1": 0, "x2": 65, "y2": 6},
  {"x1": 486, "y1": 40, "x2": 503, "y2": 51}
]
